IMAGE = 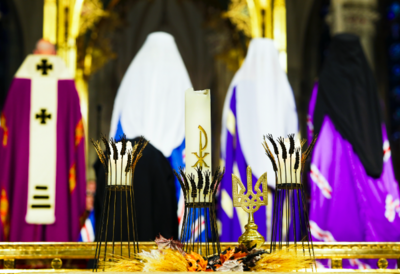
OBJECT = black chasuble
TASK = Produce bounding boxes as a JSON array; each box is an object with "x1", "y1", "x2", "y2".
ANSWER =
[{"x1": 94, "y1": 137, "x2": 179, "y2": 241}]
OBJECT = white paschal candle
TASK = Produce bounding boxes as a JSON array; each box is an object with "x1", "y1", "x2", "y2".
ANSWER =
[
  {"x1": 185, "y1": 88, "x2": 212, "y2": 202},
  {"x1": 276, "y1": 137, "x2": 301, "y2": 185},
  {"x1": 108, "y1": 141, "x2": 133, "y2": 186}
]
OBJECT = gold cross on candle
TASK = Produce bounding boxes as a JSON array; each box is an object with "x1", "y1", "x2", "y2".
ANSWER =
[{"x1": 191, "y1": 125, "x2": 210, "y2": 168}]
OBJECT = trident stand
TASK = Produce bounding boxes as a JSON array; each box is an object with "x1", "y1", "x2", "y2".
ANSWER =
[{"x1": 232, "y1": 166, "x2": 268, "y2": 249}]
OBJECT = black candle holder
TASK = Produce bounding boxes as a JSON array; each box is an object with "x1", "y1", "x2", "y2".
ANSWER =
[
  {"x1": 174, "y1": 167, "x2": 224, "y2": 257},
  {"x1": 91, "y1": 136, "x2": 148, "y2": 271},
  {"x1": 263, "y1": 134, "x2": 317, "y2": 267}
]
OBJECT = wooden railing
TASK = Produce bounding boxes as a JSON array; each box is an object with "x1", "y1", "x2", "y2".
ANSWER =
[{"x1": 0, "y1": 242, "x2": 399, "y2": 272}]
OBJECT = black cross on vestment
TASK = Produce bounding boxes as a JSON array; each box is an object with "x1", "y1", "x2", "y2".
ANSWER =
[
  {"x1": 36, "y1": 59, "x2": 53, "y2": 75},
  {"x1": 35, "y1": 109, "x2": 51, "y2": 124}
]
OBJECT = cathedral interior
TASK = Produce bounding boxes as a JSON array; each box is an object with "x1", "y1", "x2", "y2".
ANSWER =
[
  {"x1": 1, "y1": 0, "x2": 400, "y2": 271},
  {"x1": 1, "y1": 0, "x2": 399, "y2": 181}
]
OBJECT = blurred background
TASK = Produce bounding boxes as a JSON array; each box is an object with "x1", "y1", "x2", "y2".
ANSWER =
[
  {"x1": 1, "y1": 1, "x2": 400, "y2": 270},
  {"x1": 0, "y1": 0, "x2": 399, "y2": 184}
]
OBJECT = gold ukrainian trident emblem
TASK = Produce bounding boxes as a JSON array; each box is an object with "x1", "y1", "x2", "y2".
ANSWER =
[
  {"x1": 232, "y1": 166, "x2": 268, "y2": 248},
  {"x1": 192, "y1": 125, "x2": 210, "y2": 168}
]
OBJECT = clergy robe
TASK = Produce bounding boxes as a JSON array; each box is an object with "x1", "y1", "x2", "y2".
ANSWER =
[
  {"x1": 94, "y1": 138, "x2": 178, "y2": 241},
  {"x1": 308, "y1": 34, "x2": 400, "y2": 269},
  {"x1": 109, "y1": 32, "x2": 191, "y2": 231},
  {"x1": 218, "y1": 38, "x2": 298, "y2": 242},
  {"x1": 0, "y1": 54, "x2": 86, "y2": 241}
]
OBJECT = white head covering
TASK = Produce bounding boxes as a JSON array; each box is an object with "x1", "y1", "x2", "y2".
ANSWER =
[
  {"x1": 221, "y1": 38, "x2": 298, "y2": 188},
  {"x1": 110, "y1": 32, "x2": 192, "y2": 157}
]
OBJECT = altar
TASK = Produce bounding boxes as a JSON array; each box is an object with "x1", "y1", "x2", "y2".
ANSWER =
[{"x1": 0, "y1": 242, "x2": 398, "y2": 272}]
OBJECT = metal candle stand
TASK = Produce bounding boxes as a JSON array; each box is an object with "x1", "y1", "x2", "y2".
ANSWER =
[
  {"x1": 91, "y1": 136, "x2": 148, "y2": 271},
  {"x1": 263, "y1": 134, "x2": 317, "y2": 266},
  {"x1": 174, "y1": 167, "x2": 224, "y2": 257}
]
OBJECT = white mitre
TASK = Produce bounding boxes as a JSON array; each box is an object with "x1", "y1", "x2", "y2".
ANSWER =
[
  {"x1": 109, "y1": 32, "x2": 192, "y2": 157},
  {"x1": 221, "y1": 38, "x2": 298, "y2": 188}
]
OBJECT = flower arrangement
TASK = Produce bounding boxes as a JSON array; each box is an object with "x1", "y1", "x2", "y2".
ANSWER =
[{"x1": 105, "y1": 235, "x2": 313, "y2": 272}]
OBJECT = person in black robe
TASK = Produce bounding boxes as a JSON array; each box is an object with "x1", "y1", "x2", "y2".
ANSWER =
[{"x1": 93, "y1": 137, "x2": 178, "y2": 242}]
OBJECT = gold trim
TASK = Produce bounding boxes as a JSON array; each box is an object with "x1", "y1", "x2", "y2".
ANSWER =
[
  {"x1": 0, "y1": 242, "x2": 399, "y2": 259},
  {"x1": 43, "y1": 0, "x2": 57, "y2": 44},
  {"x1": 224, "y1": 0, "x2": 287, "y2": 71},
  {"x1": 0, "y1": 242, "x2": 400, "y2": 272}
]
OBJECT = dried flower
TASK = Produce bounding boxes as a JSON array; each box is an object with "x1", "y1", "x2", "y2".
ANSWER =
[
  {"x1": 174, "y1": 170, "x2": 186, "y2": 196},
  {"x1": 185, "y1": 252, "x2": 208, "y2": 272},
  {"x1": 214, "y1": 167, "x2": 225, "y2": 193},
  {"x1": 120, "y1": 135, "x2": 127, "y2": 156},
  {"x1": 188, "y1": 174, "x2": 197, "y2": 198},
  {"x1": 155, "y1": 235, "x2": 184, "y2": 254},
  {"x1": 91, "y1": 139, "x2": 106, "y2": 170},
  {"x1": 179, "y1": 167, "x2": 190, "y2": 193},
  {"x1": 196, "y1": 167, "x2": 204, "y2": 191},
  {"x1": 125, "y1": 151, "x2": 132, "y2": 173},
  {"x1": 288, "y1": 134, "x2": 295, "y2": 155},
  {"x1": 101, "y1": 134, "x2": 111, "y2": 157},
  {"x1": 111, "y1": 139, "x2": 118, "y2": 161},
  {"x1": 251, "y1": 249, "x2": 313, "y2": 272},
  {"x1": 294, "y1": 148, "x2": 300, "y2": 171},
  {"x1": 131, "y1": 137, "x2": 148, "y2": 171},
  {"x1": 277, "y1": 137, "x2": 287, "y2": 160},
  {"x1": 103, "y1": 254, "x2": 144, "y2": 272},
  {"x1": 210, "y1": 168, "x2": 220, "y2": 192},
  {"x1": 263, "y1": 139, "x2": 278, "y2": 172},
  {"x1": 266, "y1": 134, "x2": 279, "y2": 155},
  {"x1": 219, "y1": 248, "x2": 235, "y2": 265},
  {"x1": 141, "y1": 249, "x2": 189, "y2": 272},
  {"x1": 217, "y1": 260, "x2": 244, "y2": 272},
  {"x1": 203, "y1": 170, "x2": 211, "y2": 196}
]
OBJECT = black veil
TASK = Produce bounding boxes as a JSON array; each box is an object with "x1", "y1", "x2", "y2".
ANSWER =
[{"x1": 314, "y1": 33, "x2": 383, "y2": 178}]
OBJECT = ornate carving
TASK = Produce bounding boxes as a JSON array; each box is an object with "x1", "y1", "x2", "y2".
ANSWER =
[
  {"x1": 223, "y1": 0, "x2": 252, "y2": 37},
  {"x1": 331, "y1": 258, "x2": 342, "y2": 269},
  {"x1": 232, "y1": 166, "x2": 268, "y2": 248},
  {"x1": 377, "y1": 258, "x2": 389, "y2": 269},
  {"x1": 326, "y1": 0, "x2": 379, "y2": 66},
  {"x1": 3, "y1": 259, "x2": 15, "y2": 269},
  {"x1": 79, "y1": 0, "x2": 109, "y2": 35},
  {"x1": 326, "y1": 0, "x2": 379, "y2": 36},
  {"x1": 51, "y1": 258, "x2": 63, "y2": 269}
]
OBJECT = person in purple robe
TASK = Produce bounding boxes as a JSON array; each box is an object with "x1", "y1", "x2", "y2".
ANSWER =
[
  {"x1": 0, "y1": 40, "x2": 86, "y2": 241},
  {"x1": 308, "y1": 33, "x2": 400, "y2": 269},
  {"x1": 218, "y1": 38, "x2": 298, "y2": 242}
]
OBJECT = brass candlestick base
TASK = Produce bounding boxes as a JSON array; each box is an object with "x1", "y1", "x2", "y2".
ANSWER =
[
  {"x1": 232, "y1": 166, "x2": 268, "y2": 249},
  {"x1": 239, "y1": 213, "x2": 265, "y2": 249}
]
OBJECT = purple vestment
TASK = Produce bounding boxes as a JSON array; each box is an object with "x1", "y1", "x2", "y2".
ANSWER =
[
  {"x1": 218, "y1": 88, "x2": 270, "y2": 242},
  {"x1": 308, "y1": 83, "x2": 400, "y2": 269},
  {"x1": 0, "y1": 76, "x2": 86, "y2": 241},
  {"x1": 218, "y1": 39, "x2": 298, "y2": 242}
]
